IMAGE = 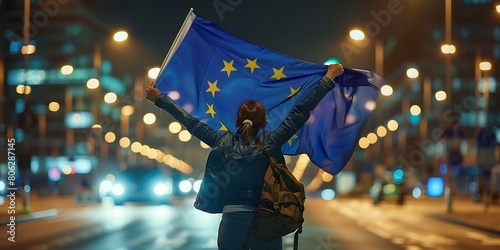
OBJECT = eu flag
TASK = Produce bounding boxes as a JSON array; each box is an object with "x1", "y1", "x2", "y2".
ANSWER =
[{"x1": 155, "y1": 10, "x2": 382, "y2": 175}]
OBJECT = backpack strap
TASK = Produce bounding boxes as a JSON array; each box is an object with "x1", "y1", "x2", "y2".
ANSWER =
[{"x1": 255, "y1": 141, "x2": 271, "y2": 158}]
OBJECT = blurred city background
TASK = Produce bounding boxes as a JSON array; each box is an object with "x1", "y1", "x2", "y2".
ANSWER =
[{"x1": 0, "y1": 0, "x2": 499, "y2": 249}]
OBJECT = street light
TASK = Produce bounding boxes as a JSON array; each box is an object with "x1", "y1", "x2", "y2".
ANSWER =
[
  {"x1": 349, "y1": 29, "x2": 365, "y2": 41},
  {"x1": 479, "y1": 61, "x2": 492, "y2": 71},
  {"x1": 387, "y1": 120, "x2": 398, "y2": 131},
  {"x1": 178, "y1": 130, "x2": 192, "y2": 142},
  {"x1": 358, "y1": 137, "x2": 369, "y2": 149},
  {"x1": 113, "y1": 31, "x2": 129, "y2": 42},
  {"x1": 148, "y1": 67, "x2": 161, "y2": 80},
  {"x1": 406, "y1": 68, "x2": 419, "y2": 79},
  {"x1": 440, "y1": 44, "x2": 456, "y2": 54},
  {"x1": 48, "y1": 102, "x2": 60, "y2": 112},
  {"x1": 21, "y1": 45, "x2": 36, "y2": 55},
  {"x1": 376, "y1": 126, "x2": 387, "y2": 137},
  {"x1": 410, "y1": 105, "x2": 421, "y2": 116},
  {"x1": 86, "y1": 78, "x2": 99, "y2": 89},
  {"x1": 169, "y1": 121, "x2": 182, "y2": 134},
  {"x1": 60, "y1": 65, "x2": 73, "y2": 75},
  {"x1": 143, "y1": 113, "x2": 156, "y2": 125},
  {"x1": 348, "y1": 29, "x2": 383, "y2": 76},
  {"x1": 380, "y1": 85, "x2": 393, "y2": 96},
  {"x1": 496, "y1": 4, "x2": 500, "y2": 13},
  {"x1": 435, "y1": 91, "x2": 447, "y2": 101},
  {"x1": 104, "y1": 92, "x2": 117, "y2": 104},
  {"x1": 479, "y1": 61, "x2": 492, "y2": 127}
]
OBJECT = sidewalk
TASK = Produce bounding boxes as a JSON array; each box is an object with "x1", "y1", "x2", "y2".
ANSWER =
[
  {"x1": 0, "y1": 194, "x2": 91, "y2": 224},
  {"x1": 421, "y1": 196, "x2": 500, "y2": 235},
  {"x1": 386, "y1": 194, "x2": 500, "y2": 235}
]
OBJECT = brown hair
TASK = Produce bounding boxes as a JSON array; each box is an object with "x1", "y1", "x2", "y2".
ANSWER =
[{"x1": 236, "y1": 100, "x2": 267, "y2": 142}]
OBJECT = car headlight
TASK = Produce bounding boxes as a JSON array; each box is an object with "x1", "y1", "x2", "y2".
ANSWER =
[
  {"x1": 154, "y1": 183, "x2": 167, "y2": 195},
  {"x1": 112, "y1": 184, "x2": 125, "y2": 196},
  {"x1": 99, "y1": 180, "x2": 113, "y2": 193}
]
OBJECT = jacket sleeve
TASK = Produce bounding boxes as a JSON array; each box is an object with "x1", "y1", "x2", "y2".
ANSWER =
[
  {"x1": 269, "y1": 75, "x2": 335, "y2": 147},
  {"x1": 154, "y1": 94, "x2": 223, "y2": 147}
]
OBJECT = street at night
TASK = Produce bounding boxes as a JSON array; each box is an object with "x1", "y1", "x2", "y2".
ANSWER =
[
  {"x1": 0, "y1": 195, "x2": 499, "y2": 250},
  {"x1": 1, "y1": 0, "x2": 499, "y2": 249}
]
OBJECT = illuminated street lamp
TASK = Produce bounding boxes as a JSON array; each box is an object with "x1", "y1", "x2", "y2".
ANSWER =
[
  {"x1": 169, "y1": 122, "x2": 182, "y2": 134},
  {"x1": 435, "y1": 91, "x2": 447, "y2": 101},
  {"x1": 479, "y1": 61, "x2": 492, "y2": 71},
  {"x1": 358, "y1": 137, "x2": 369, "y2": 149},
  {"x1": 104, "y1": 92, "x2": 117, "y2": 104},
  {"x1": 349, "y1": 29, "x2": 365, "y2": 41},
  {"x1": 21, "y1": 45, "x2": 36, "y2": 55},
  {"x1": 16, "y1": 85, "x2": 31, "y2": 95},
  {"x1": 143, "y1": 113, "x2": 156, "y2": 125},
  {"x1": 387, "y1": 120, "x2": 399, "y2": 131},
  {"x1": 380, "y1": 85, "x2": 393, "y2": 96},
  {"x1": 406, "y1": 68, "x2": 419, "y2": 79},
  {"x1": 113, "y1": 31, "x2": 128, "y2": 42},
  {"x1": 376, "y1": 126, "x2": 387, "y2": 137},
  {"x1": 48, "y1": 102, "x2": 60, "y2": 112},
  {"x1": 60, "y1": 65, "x2": 73, "y2": 75},
  {"x1": 121, "y1": 105, "x2": 135, "y2": 116},
  {"x1": 440, "y1": 44, "x2": 456, "y2": 54},
  {"x1": 348, "y1": 28, "x2": 383, "y2": 76},
  {"x1": 86, "y1": 78, "x2": 99, "y2": 89},
  {"x1": 104, "y1": 132, "x2": 116, "y2": 143},
  {"x1": 119, "y1": 137, "x2": 131, "y2": 148},
  {"x1": 179, "y1": 130, "x2": 192, "y2": 142},
  {"x1": 410, "y1": 105, "x2": 421, "y2": 116},
  {"x1": 148, "y1": 67, "x2": 161, "y2": 80},
  {"x1": 496, "y1": 4, "x2": 500, "y2": 13},
  {"x1": 367, "y1": 132, "x2": 378, "y2": 144}
]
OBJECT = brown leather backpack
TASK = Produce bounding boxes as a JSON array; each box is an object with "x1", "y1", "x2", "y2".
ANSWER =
[{"x1": 253, "y1": 142, "x2": 306, "y2": 250}]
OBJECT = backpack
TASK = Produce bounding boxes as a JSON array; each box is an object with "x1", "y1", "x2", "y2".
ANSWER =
[{"x1": 253, "y1": 142, "x2": 306, "y2": 250}]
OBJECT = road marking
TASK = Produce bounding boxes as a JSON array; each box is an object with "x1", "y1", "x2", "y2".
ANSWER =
[{"x1": 155, "y1": 230, "x2": 189, "y2": 247}]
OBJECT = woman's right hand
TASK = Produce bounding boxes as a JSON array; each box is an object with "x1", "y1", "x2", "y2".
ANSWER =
[{"x1": 326, "y1": 63, "x2": 344, "y2": 80}]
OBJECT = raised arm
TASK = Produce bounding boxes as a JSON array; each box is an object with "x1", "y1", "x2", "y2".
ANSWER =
[
  {"x1": 145, "y1": 84, "x2": 223, "y2": 147},
  {"x1": 269, "y1": 64, "x2": 344, "y2": 147}
]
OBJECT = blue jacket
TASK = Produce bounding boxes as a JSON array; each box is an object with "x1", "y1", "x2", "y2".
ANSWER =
[{"x1": 154, "y1": 76, "x2": 335, "y2": 210}]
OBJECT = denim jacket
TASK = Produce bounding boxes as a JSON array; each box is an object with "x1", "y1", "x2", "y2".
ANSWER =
[{"x1": 154, "y1": 76, "x2": 335, "y2": 209}]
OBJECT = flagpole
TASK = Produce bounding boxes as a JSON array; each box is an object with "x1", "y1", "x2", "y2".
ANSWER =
[{"x1": 156, "y1": 8, "x2": 196, "y2": 82}]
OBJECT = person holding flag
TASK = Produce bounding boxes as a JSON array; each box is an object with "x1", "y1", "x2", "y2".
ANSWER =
[{"x1": 145, "y1": 63, "x2": 344, "y2": 249}]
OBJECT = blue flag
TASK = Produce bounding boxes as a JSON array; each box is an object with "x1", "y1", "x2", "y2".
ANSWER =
[{"x1": 155, "y1": 11, "x2": 382, "y2": 175}]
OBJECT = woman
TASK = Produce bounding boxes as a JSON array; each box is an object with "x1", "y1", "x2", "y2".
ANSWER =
[{"x1": 145, "y1": 63, "x2": 344, "y2": 250}]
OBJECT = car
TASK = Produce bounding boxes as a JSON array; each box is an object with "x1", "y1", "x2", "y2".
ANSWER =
[
  {"x1": 369, "y1": 179, "x2": 405, "y2": 205},
  {"x1": 99, "y1": 165, "x2": 173, "y2": 206}
]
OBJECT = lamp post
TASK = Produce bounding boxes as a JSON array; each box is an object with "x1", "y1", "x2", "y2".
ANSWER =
[
  {"x1": 479, "y1": 61, "x2": 492, "y2": 126},
  {"x1": 349, "y1": 29, "x2": 384, "y2": 77},
  {"x1": 444, "y1": 0, "x2": 454, "y2": 105}
]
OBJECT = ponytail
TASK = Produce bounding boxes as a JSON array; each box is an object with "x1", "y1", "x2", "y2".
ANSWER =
[
  {"x1": 240, "y1": 122, "x2": 254, "y2": 142},
  {"x1": 236, "y1": 101, "x2": 267, "y2": 143}
]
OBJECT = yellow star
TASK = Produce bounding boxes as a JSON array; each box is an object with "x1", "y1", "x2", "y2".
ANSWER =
[
  {"x1": 206, "y1": 103, "x2": 216, "y2": 119},
  {"x1": 221, "y1": 60, "x2": 237, "y2": 77},
  {"x1": 244, "y1": 58, "x2": 260, "y2": 73},
  {"x1": 287, "y1": 86, "x2": 301, "y2": 99},
  {"x1": 206, "y1": 80, "x2": 220, "y2": 97},
  {"x1": 288, "y1": 134, "x2": 298, "y2": 146},
  {"x1": 219, "y1": 121, "x2": 228, "y2": 132},
  {"x1": 271, "y1": 66, "x2": 286, "y2": 80}
]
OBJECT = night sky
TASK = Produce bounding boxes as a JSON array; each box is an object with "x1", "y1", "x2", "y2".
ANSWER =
[{"x1": 92, "y1": 0, "x2": 442, "y2": 77}]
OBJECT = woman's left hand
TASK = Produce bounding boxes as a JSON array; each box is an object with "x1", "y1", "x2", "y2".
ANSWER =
[{"x1": 145, "y1": 83, "x2": 161, "y2": 103}]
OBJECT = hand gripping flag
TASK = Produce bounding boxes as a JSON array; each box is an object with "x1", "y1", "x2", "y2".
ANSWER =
[{"x1": 155, "y1": 9, "x2": 383, "y2": 175}]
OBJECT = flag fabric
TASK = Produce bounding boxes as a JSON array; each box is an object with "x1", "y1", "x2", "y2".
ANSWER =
[{"x1": 155, "y1": 10, "x2": 383, "y2": 175}]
